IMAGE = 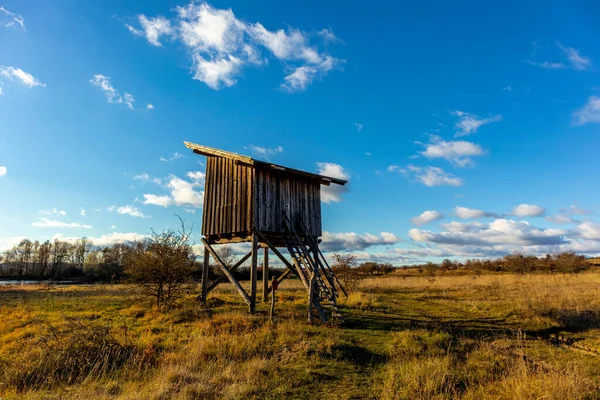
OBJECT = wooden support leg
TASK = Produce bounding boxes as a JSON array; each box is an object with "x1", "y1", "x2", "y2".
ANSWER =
[
  {"x1": 205, "y1": 251, "x2": 252, "y2": 296},
  {"x1": 262, "y1": 247, "x2": 269, "y2": 303},
  {"x1": 308, "y1": 272, "x2": 315, "y2": 323},
  {"x1": 249, "y1": 234, "x2": 258, "y2": 313},
  {"x1": 270, "y1": 283, "x2": 276, "y2": 322},
  {"x1": 199, "y1": 246, "x2": 210, "y2": 305}
]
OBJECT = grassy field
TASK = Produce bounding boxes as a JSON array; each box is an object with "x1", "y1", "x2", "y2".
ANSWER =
[{"x1": 2, "y1": 272, "x2": 600, "y2": 399}]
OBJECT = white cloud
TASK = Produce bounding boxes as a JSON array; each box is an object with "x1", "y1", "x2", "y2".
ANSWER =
[
  {"x1": 126, "y1": 1, "x2": 342, "y2": 92},
  {"x1": 354, "y1": 122, "x2": 363, "y2": 132},
  {"x1": 107, "y1": 205, "x2": 147, "y2": 218},
  {"x1": 0, "y1": 6, "x2": 25, "y2": 29},
  {"x1": 405, "y1": 165, "x2": 463, "y2": 187},
  {"x1": 280, "y1": 56, "x2": 340, "y2": 93},
  {"x1": 387, "y1": 165, "x2": 402, "y2": 172},
  {"x1": 146, "y1": 103, "x2": 154, "y2": 110},
  {"x1": 419, "y1": 136, "x2": 484, "y2": 167},
  {"x1": 39, "y1": 208, "x2": 67, "y2": 216},
  {"x1": 133, "y1": 173, "x2": 163, "y2": 185},
  {"x1": 247, "y1": 145, "x2": 283, "y2": 160},
  {"x1": 411, "y1": 210, "x2": 443, "y2": 226},
  {"x1": 502, "y1": 86, "x2": 512, "y2": 92},
  {"x1": 160, "y1": 152, "x2": 184, "y2": 162},
  {"x1": 573, "y1": 222, "x2": 600, "y2": 240},
  {"x1": 0, "y1": 166, "x2": 6, "y2": 177},
  {"x1": 572, "y1": 96, "x2": 600, "y2": 126},
  {"x1": 55, "y1": 232, "x2": 148, "y2": 247},
  {"x1": 451, "y1": 110, "x2": 502, "y2": 137},
  {"x1": 410, "y1": 218, "x2": 566, "y2": 248},
  {"x1": 511, "y1": 204, "x2": 545, "y2": 217},
  {"x1": 126, "y1": 15, "x2": 173, "y2": 46},
  {"x1": 321, "y1": 231, "x2": 400, "y2": 252},
  {"x1": 0, "y1": 66, "x2": 44, "y2": 88},
  {"x1": 186, "y1": 171, "x2": 205, "y2": 181},
  {"x1": 110, "y1": 225, "x2": 117, "y2": 230},
  {"x1": 0, "y1": 236, "x2": 29, "y2": 252},
  {"x1": 80, "y1": 209, "x2": 86, "y2": 216},
  {"x1": 143, "y1": 173, "x2": 204, "y2": 208},
  {"x1": 454, "y1": 206, "x2": 498, "y2": 219},
  {"x1": 316, "y1": 162, "x2": 349, "y2": 203},
  {"x1": 31, "y1": 218, "x2": 92, "y2": 229},
  {"x1": 89, "y1": 74, "x2": 144, "y2": 110},
  {"x1": 558, "y1": 42, "x2": 591, "y2": 71},
  {"x1": 440, "y1": 221, "x2": 485, "y2": 233},
  {"x1": 143, "y1": 194, "x2": 173, "y2": 207}
]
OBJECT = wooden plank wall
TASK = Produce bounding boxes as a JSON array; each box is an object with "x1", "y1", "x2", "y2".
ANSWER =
[
  {"x1": 202, "y1": 156, "x2": 254, "y2": 236},
  {"x1": 255, "y1": 167, "x2": 322, "y2": 237},
  {"x1": 202, "y1": 157, "x2": 322, "y2": 237}
]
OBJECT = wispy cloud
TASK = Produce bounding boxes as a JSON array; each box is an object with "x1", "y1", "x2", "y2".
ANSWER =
[
  {"x1": 454, "y1": 206, "x2": 499, "y2": 219},
  {"x1": 32, "y1": 218, "x2": 92, "y2": 229},
  {"x1": 451, "y1": 110, "x2": 502, "y2": 137},
  {"x1": 0, "y1": 66, "x2": 45, "y2": 88},
  {"x1": 247, "y1": 145, "x2": 283, "y2": 160},
  {"x1": 125, "y1": 2, "x2": 343, "y2": 92},
  {"x1": 39, "y1": 208, "x2": 67, "y2": 216},
  {"x1": 320, "y1": 231, "x2": 399, "y2": 252},
  {"x1": 558, "y1": 42, "x2": 591, "y2": 71},
  {"x1": 0, "y1": 166, "x2": 6, "y2": 177},
  {"x1": 160, "y1": 152, "x2": 184, "y2": 162},
  {"x1": 143, "y1": 173, "x2": 204, "y2": 208},
  {"x1": 354, "y1": 122, "x2": 363, "y2": 132},
  {"x1": 404, "y1": 165, "x2": 463, "y2": 187},
  {"x1": 0, "y1": 6, "x2": 25, "y2": 30},
  {"x1": 572, "y1": 96, "x2": 600, "y2": 126},
  {"x1": 89, "y1": 74, "x2": 146, "y2": 110}
]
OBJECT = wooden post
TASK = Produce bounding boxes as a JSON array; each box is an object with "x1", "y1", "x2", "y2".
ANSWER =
[
  {"x1": 200, "y1": 245, "x2": 210, "y2": 305},
  {"x1": 250, "y1": 233, "x2": 258, "y2": 313},
  {"x1": 308, "y1": 272, "x2": 316, "y2": 323},
  {"x1": 202, "y1": 239, "x2": 251, "y2": 306},
  {"x1": 262, "y1": 247, "x2": 269, "y2": 302},
  {"x1": 270, "y1": 276, "x2": 278, "y2": 322}
]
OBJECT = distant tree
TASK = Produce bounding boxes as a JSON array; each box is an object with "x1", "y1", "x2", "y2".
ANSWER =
[
  {"x1": 331, "y1": 253, "x2": 361, "y2": 293},
  {"x1": 554, "y1": 251, "x2": 588, "y2": 274},
  {"x1": 425, "y1": 261, "x2": 438, "y2": 282},
  {"x1": 503, "y1": 252, "x2": 536, "y2": 275},
  {"x1": 125, "y1": 219, "x2": 196, "y2": 309}
]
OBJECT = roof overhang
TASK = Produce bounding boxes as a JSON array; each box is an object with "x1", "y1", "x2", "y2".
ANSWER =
[{"x1": 184, "y1": 141, "x2": 347, "y2": 186}]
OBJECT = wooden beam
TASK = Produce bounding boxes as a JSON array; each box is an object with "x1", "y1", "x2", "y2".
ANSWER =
[
  {"x1": 205, "y1": 250, "x2": 252, "y2": 295},
  {"x1": 250, "y1": 234, "x2": 258, "y2": 313},
  {"x1": 201, "y1": 238, "x2": 251, "y2": 306},
  {"x1": 262, "y1": 247, "x2": 269, "y2": 303}
]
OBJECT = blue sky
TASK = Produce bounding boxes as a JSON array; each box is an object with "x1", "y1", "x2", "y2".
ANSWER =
[{"x1": 1, "y1": 0, "x2": 600, "y2": 264}]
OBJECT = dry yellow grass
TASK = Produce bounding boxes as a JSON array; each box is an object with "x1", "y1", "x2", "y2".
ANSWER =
[{"x1": 1, "y1": 272, "x2": 600, "y2": 399}]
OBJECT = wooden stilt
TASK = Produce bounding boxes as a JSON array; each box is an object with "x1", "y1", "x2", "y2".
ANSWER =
[
  {"x1": 262, "y1": 247, "x2": 269, "y2": 302},
  {"x1": 199, "y1": 246, "x2": 210, "y2": 304},
  {"x1": 249, "y1": 233, "x2": 258, "y2": 313},
  {"x1": 308, "y1": 272, "x2": 315, "y2": 323},
  {"x1": 201, "y1": 238, "x2": 251, "y2": 306}
]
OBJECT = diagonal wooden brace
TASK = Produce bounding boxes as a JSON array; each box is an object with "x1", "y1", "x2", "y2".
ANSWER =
[
  {"x1": 201, "y1": 238, "x2": 252, "y2": 307},
  {"x1": 266, "y1": 268, "x2": 293, "y2": 294},
  {"x1": 205, "y1": 250, "x2": 252, "y2": 295}
]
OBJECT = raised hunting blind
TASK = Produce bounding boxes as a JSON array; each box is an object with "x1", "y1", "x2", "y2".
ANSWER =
[{"x1": 184, "y1": 141, "x2": 348, "y2": 322}]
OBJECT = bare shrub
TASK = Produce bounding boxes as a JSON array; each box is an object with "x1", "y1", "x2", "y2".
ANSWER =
[
  {"x1": 125, "y1": 218, "x2": 197, "y2": 310},
  {"x1": 331, "y1": 253, "x2": 361, "y2": 293}
]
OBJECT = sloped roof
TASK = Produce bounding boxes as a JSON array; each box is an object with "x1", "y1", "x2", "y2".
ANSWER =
[{"x1": 184, "y1": 141, "x2": 347, "y2": 186}]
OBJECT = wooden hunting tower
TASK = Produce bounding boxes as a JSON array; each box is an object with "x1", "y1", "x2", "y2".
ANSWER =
[{"x1": 184, "y1": 141, "x2": 348, "y2": 322}]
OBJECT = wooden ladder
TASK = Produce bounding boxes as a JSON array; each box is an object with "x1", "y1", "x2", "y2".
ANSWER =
[{"x1": 282, "y1": 214, "x2": 346, "y2": 322}]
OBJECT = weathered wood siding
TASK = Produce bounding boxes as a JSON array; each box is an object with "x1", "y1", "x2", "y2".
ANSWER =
[
  {"x1": 202, "y1": 157, "x2": 322, "y2": 237},
  {"x1": 255, "y1": 167, "x2": 321, "y2": 237},
  {"x1": 202, "y1": 156, "x2": 254, "y2": 236}
]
